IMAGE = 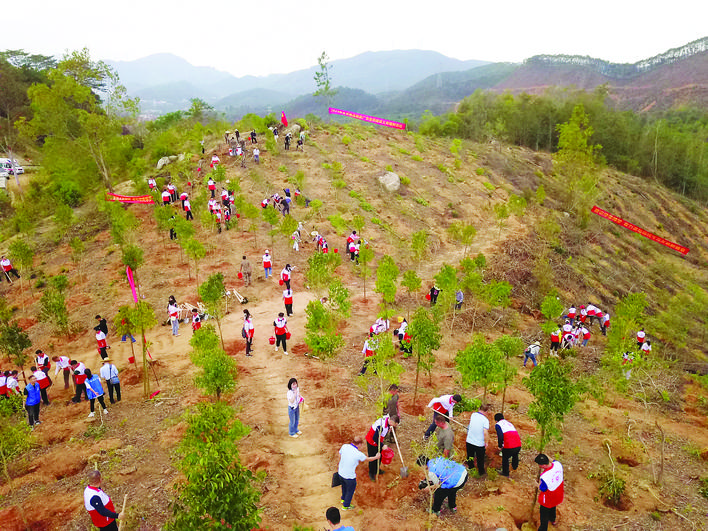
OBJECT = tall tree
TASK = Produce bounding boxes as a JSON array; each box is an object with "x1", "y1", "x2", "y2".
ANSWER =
[
  {"x1": 313, "y1": 51, "x2": 338, "y2": 112},
  {"x1": 456, "y1": 335, "x2": 504, "y2": 403},
  {"x1": 199, "y1": 273, "x2": 227, "y2": 350},
  {"x1": 409, "y1": 307, "x2": 442, "y2": 404}
]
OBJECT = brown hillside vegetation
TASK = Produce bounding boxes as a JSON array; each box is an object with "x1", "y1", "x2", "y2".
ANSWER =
[
  {"x1": 1, "y1": 121, "x2": 708, "y2": 531},
  {"x1": 494, "y1": 50, "x2": 708, "y2": 111}
]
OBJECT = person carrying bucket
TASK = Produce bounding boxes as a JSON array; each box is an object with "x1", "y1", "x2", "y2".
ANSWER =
[{"x1": 364, "y1": 414, "x2": 399, "y2": 480}]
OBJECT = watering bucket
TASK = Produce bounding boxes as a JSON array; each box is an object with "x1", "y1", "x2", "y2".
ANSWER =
[
  {"x1": 279, "y1": 279, "x2": 284, "y2": 286},
  {"x1": 425, "y1": 293, "x2": 431, "y2": 301},
  {"x1": 238, "y1": 272, "x2": 243, "y2": 279},
  {"x1": 128, "y1": 356, "x2": 135, "y2": 364},
  {"x1": 286, "y1": 332, "x2": 292, "y2": 340},
  {"x1": 381, "y1": 447, "x2": 394, "y2": 465},
  {"x1": 269, "y1": 336, "x2": 276, "y2": 345}
]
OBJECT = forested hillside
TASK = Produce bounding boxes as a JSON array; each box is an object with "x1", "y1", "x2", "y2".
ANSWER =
[{"x1": 0, "y1": 49, "x2": 708, "y2": 531}]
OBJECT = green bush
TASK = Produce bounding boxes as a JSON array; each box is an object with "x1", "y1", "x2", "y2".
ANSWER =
[
  {"x1": 476, "y1": 167, "x2": 486, "y2": 176},
  {"x1": 385, "y1": 164, "x2": 393, "y2": 172},
  {"x1": 278, "y1": 165, "x2": 288, "y2": 173},
  {"x1": 598, "y1": 472, "x2": 626, "y2": 506},
  {"x1": 359, "y1": 201, "x2": 373, "y2": 212},
  {"x1": 400, "y1": 175, "x2": 411, "y2": 185},
  {"x1": 342, "y1": 135, "x2": 351, "y2": 146},
  {"x1": 412, "y1": 155, "x2": 423, "y2": 161},
  {"x1": 414, "y1": 197, "x2": 429, "y2": 206},
  {"x1": 699, "y1": 477, "x2": 708, "y2": 499}
]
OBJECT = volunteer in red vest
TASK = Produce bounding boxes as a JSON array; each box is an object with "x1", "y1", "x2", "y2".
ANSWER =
[
  {"x1": 208, "y1": 177, "x2": 216, "y2": 197},
  {"x1": 494, "y1": 413, "x2": 521, "y2": 477},
  {"x1": 578, "y1": 305, "x2": 587, "y2": 324},
  {"x1": 84, "y1": 470, "x2": 124, "y2": 530},
  {"x1": 243, "y1": 309, "x2": 254, "y2": 357},
  {"x1": 283, "y1": 288, "x2": 294, "y2": 316},
  {"x1": 31, "y1": 365, "x2": 51, "y2": 405},
  {"x1": 425, "y1": 393, "x2": 461, "y2": 439},
  {"x1": 262, "y1": 250, "x2": 273, "y2": 279},
  {"x1": 70, "y1": 360, "x2": 89, "y2": 402},
  {"x1": 580, "y1": 325, "x2": 591, "y2": 347},
  {"x1": 147, "y1": 177, "x2": 156, "y2": 191},
  {"x1": 636, "y1": 328, "x2": 646, "y2": 348},
  {"x1": 365, "y1": 414, "x2": 398, "y2": 480},
  {"x1": 358, "y1": 333, "x2": 378, "y2": 375},
  {"x1": 53, "y1": 355, "x2": 72, "y2": 389},
  {"x1": 35, "y1": 349, "x2": 51, "y2": 376},
  {"x1": 550, "y1": 327, "x2": 561, "y2": 355},
  {"x1": 535, "y1": 454, "x2": 564, "y2": 531},
  {"x1": 7, "y1": 371, "x2": 20, "y2": 396},
  {"x1": 180, "y1": 191, "x2": 188, "y2": 210},
  {"x1": 600, "y1": 311, "x2": 610, "y2": 336},
  {"x1": 566, "y1": 305, "x2": 577, "y2": 326},
  {"x1": 641, "y1": 340, "x2": 652, "y2": 356},
  {"x1": 161, "y1": 188, "x2": 171, "y2": 206},
  {"x1": 586, "y1": 303, "x2": 597, "y2": 325},
  {"x1": 191, "y1": 308, "x2": 201, "y2": 333},
  {"x1": 273, "y1": 313, "x2": 289, "y2": 356},
  {"x1": 0, "y1": 371, "x2": 7, "y2": 399},
  {"x1": 183, "y1": 197, "x2": 193, "y2": 220},
  {"x1": 280, "y1": 264, "x2": 292, "y2": 290},
  {"x1": 95, "y1": 327, "x2": 109, "y2": 359},
  {"x1": 622, "y1": 351, "x2": 634, "y2": 379},
  {"x1": 167, "y1": 182, "x2": 177, "y2": 202},
  {"x1": 0, "y1": 255, "x2": 20, "y2": 283}
]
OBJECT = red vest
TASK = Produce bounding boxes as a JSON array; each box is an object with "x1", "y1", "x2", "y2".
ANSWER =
[
  {"x1": 274, "y1": 318, "x2": 287, "y2": 336},
  {"x1": 284, "y1": 293, "x2": 293, "y2": 304},
  {"x1": 497, "y1": 419, "x2": 521, "y2": 449},
  {"x1": 550, "y1": 330, "x2": 560, "y2": 342},
  {"x1": 84, "y1": 486, "x2": 116, "y2": 528},
  {"x1": 539, "y1": 461, "x2": 564, "y2": 508}
]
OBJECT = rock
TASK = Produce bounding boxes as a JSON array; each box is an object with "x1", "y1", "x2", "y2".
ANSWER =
[
  {"x1": 156, "y1": 157, "x2": 171, "y2": 170},
  {"x1": 178, "y1": 153, "x2": 185, "y2": 161},
  {"x1": 118, "y1": 466, "x2": 137, "y2": 475},
  {"x1": 168, "y1": 155, "x2": 178, "y2": 162},
  {"x1": 378, "y1": 171, "x2": 400, "y2": 192}
]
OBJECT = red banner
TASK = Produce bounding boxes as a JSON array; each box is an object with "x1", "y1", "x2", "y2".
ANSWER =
[
  {"x1": 106, "y1": 193, "x2": 155, "y2": 204},
  {"x1": 591, "y1": 206, "x2": 689, "y2": 255},
  {"x1": 328, "y1": 107, "x2": 405, "y2": 130}
]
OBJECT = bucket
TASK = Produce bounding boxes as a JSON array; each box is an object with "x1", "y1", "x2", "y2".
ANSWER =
[
  {"x1": 286, "y1": 332, "x2": 292, "y2": 340},
  {"x1": 381, "y1": 447, "x2": 394, "y2": 465},
  {"x1": 425, "y1": 293, "x2": 431, "y2": 301},
  {"x1": 238, "y1": 272, "x2": 243, "y2": 279},
  {"x1": 279, "y1": 279, "x2": 284, "y2": 286},
  {"x1": 269, "y1": 336, "x2": 276, "y2": 345},
  {"x1": 334, "y1": 248, "x2": 338, "y2": 253},
  {"x1": 128, "y1": 356, "x2": 135, "y2": 364}
]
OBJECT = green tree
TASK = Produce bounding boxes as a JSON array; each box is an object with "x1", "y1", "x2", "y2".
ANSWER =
[
  {"x1": 409, "y1": 307, "x2": 442, "y2": 404},
  {"x1": 432, "y1": 263, "x2": 458, "y2": 324},
  {"x1": 305, "y1": 251, "x2": 340, "y2": 295},
  {"x1": 38, "y1": 276, "x2": 70, "y2": 336},
  {"x1": 8, "y1": 239, "x2": 34, "y2": 294},
  {"x1": 166, "y1": 402, "x2": 261, "y2": 530},
  {"x1": 540, "y1": 292, "x2": 564, "y2": 336},
  {"x1": 0, "y1": 396, "x2": 32, "y2": 483},
  {"x1": 304, "y1": 298, "x2": 344, "y2": 360},
  {"x1": 327, "y1": 278, "x2": 351, "y2": 319},
  {"x1": 523, "y1": 357, "x2": 579, "y2": 452},
  {"x1": 190, "y1": 326, "x2": 237, "y2": 401},
  {"x1": 313, "y1": 51, "x2": 338, "y2": 110},
  {"x1": 456, "y1": 335, "x2": 503, "y2": 403},
  {"x1": 130, "y1": 301, "x2": 157, "y2": 398},
  {"x1": 181, "y1": 238, "x2": 206, "y2": 284},
  {"x1": 375, "y1": 255, "x2": 399, "y2": 312},
  {"x1": 199, "y1": 273, "x2": 227, "y2": 350},
  {"x1": 0, "y1": 321, "x2": 31, "y2": 367},
  {"x1": 411, "y1": 230, "x2": 428, "y2": 267},
  {"x1": 554, "y1": 103, "x2": 602, "y2": 228},
  {"x1": 447, "y1": 221, "x2": 476, "y2": 258},
  {"x1": 493, "y1": 335, "x2": 523, "y2": 414},
  {"x1": 262, "y1": 206, "x2": 280, "y2": 247}
]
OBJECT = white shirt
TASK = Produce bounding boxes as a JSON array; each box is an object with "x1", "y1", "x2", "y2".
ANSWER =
[
  {"x1": 338, "y1": 444, "x2": 367, "y2": 479},
  {"x1": 253, "y1": 148, "x2": 260, "y2": 156},
  {"x1": 527, "y1": 344, "x2": 541, "y2": 356},
  {"x1": 466, "y1": 411, "x2": 489, "y2": 446},
  {"x1": 287, "y1": 387, "x2": 302, "y2": 408},
  {"x1": 54, "y1": 355, "x2": 71, "y2": 374},
  {"x1": 100, "y1": 363, "x2": 119, "y2": 382},
  {"x1": 6, "y1": 376, "x2": 19, "y2": 394}
]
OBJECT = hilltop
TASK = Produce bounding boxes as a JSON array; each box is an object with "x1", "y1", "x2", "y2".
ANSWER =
[{"x1": 1, "y1": 121, "x2": 708, "y2": 531}]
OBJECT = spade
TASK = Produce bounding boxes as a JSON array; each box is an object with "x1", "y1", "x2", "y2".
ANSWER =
[{"x1": 391, "y1": 427, "x2": 409, "y2": 478}]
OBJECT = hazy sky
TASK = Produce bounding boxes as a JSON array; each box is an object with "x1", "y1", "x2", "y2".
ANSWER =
[{"x1": 4, "y1": 0, "x2": 705, "y2": 77}]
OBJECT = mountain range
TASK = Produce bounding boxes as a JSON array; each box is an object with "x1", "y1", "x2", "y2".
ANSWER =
[{"x1": 108, "y1": 37, "x2": 708, "y2": 119}]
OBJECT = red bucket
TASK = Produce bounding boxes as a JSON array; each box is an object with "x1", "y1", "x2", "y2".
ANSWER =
[
  {"x1": 128, "y1": 356, "x2": 135, "y2": 364},
  {"x1": 425, "y1": 293, "x2": 431, "y2": 301},
  {"x1": 269, "y1": 336, "x2": 276, "y2": 345},
  {"x1": 279, "y1": 279, "x2": 284, "y2": 285},
  {"x1": 286, "y1": 332, "x2": 292, "y2": 340},
  {"x1": 381, "y1": 447, "x2": 394, "y2": 465},
  {"x1": 334, "y1": 248, "x2": 338, "y2": 253},
  {"x1": 238, "y1": 272, "x2": 243, "y2": 279}
]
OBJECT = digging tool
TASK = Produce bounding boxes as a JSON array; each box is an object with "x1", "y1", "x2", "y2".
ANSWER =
[
  {"x1": 231, "y1": 288, "x2": 249, "y2": 304},
  {"x1": 391, "y1": 427, "x2": 409, "y2": 478},
  {"x1": 429, "y1": 407, "x2": 469, "y2": 432},
  {"x1": 118, "y1": 494, "x2": 127, "y2": 531}
]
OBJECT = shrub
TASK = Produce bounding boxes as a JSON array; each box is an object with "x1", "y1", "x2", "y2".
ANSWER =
[
  {"x1": 412, "y1": 155, "x2": 423, "y2": 161},
  {"x1": 278, "y1": 165, "x2": 288, "y2": 173},
  {"x1": 598, "y1": 470, "x2": 626, "y2": 507},
  {"x1": 342, "y1": 135, "x2": 351, "y2": 146},
  {"x1": 385, "y1": 164, "x2": 393, "y2": 172},
  {"x1": 476, "y1": 167, "x2": 486, "y2": 176},
  {"x1": 400, "y1": 175, "x2": 410, "y2": 185},
  {"x1": 414, "y1": 197, "x2": 429, "y2": 206}
]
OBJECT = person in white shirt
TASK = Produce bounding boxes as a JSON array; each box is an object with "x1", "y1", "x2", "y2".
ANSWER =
[
  {"x1": 52, "y1": 355, "x2": 72, "y2": 389},
  {"x1": 253, "y1": 147, "x2": 260, "y2": 164},
  {"x1": 466, "y1": 403, "x2": 490, "y2": 475},
  {"x1": 286, "y1": 378, "x2": 304, "y2": 437},
  {"x1": 168, "y1": 303, "x2": 180, "y2": 336},
  {"x1": 337, "y1": 435, "x2": 380, "y2": 510},
  {"x1": 425, "y1": 394, "x2": 461, "y2": 439},
  {"x1": 100, "y1": 358, "x2": 121, "y2": 403}
]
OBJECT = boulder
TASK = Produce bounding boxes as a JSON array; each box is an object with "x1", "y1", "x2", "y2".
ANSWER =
[
  {"x1": 378, "y1": 171, "x2": 400, "y2": 192},
  {"x1": 156, "y1": 157, "x2": 171, "y2": 170}
]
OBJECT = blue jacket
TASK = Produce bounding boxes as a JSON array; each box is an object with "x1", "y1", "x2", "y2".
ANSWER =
[
  {"x1": 428, "y1": 457, "x2": 467, "y2": 489},
  {"x1": 86, "y1": 375, "x2": 104, "y2": 399},
  {"x1": 24, "y1": 382, "x2": 41, "y2": 406}
]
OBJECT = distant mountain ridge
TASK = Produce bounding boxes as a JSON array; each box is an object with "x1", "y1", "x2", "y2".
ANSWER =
[{"x1": 108, "y1": 50, "x2": 489, "y2": 115}]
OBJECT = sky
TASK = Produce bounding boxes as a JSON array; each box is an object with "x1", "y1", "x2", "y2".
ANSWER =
[{"x1": 3, "y1": 0, "x2": 706, "y2": 77}]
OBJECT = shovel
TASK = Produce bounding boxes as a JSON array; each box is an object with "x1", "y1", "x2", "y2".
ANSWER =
[{"x1": 391, "y1": 427, "x2": 409, "y2": 478}]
